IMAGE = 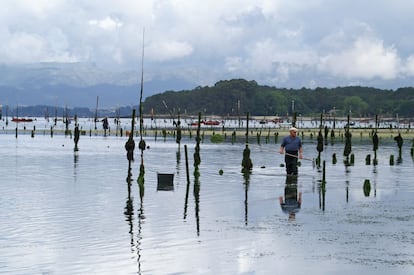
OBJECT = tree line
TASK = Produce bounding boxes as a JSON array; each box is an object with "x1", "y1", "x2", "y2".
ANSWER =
[
  {"x1": 3, "y1": 78, "x2": 413, "y2": 118},
  {"x1": 143, "y1": 79, "x2": 414, "y2": 118}
]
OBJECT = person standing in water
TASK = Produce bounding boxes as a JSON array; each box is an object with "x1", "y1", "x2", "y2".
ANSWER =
[{"x1": 279, "y1": 127, "x2": 303, "y2": 175}]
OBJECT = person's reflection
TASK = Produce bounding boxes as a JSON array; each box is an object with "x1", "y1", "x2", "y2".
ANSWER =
[
  {"x1": 279, "y1": 175, "x2": 302, "y2": 221},
  {"x1": 73, "y1": 152, "x2": 79, "y2": 181}
]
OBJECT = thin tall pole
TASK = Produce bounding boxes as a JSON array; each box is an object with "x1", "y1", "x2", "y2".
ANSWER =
[{"x1": 94, "y1": 96, "x2": 99, "y2": 130}]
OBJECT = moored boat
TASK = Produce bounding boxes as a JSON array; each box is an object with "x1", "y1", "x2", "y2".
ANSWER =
[
  {"x1": 204, "y1": 120, "x2": 220, "y2": 125},
  {"x1": 12, "y1": 117, "x2": 33, "y2": 123}
]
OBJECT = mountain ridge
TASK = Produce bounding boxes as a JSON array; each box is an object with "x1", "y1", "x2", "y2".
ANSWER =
[{"x1": 0, "y1": 63, "x2": 196, "y2": 108}]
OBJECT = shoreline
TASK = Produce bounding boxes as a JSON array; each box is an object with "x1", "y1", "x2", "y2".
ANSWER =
[{"x1": 2, "y1": 126, "x2": 414, "y2": 141}]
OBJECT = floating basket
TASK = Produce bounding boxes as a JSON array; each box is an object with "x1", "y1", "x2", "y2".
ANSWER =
[{"x1": 157, "y1": 173, "x2": 174, "y2": 191}]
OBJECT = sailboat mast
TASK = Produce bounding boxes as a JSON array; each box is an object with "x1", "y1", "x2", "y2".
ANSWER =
[{"x1": 139, "y1": 29, "x2": 145, "y2": 139}]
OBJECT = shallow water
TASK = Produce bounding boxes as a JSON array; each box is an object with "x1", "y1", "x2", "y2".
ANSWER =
[{"x1": 1, "y1": 131, "x2": 414, "y2": 274}]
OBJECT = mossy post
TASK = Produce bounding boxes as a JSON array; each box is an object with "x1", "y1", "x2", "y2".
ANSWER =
[
  {"x1": 394, "y1": 133, "x2": 403, "y2": 162},
  {"x1": 176, "y1": 109, "x2": 182, "y2": 145},
  {"x1": 315, "y1": 113, "x2": 324, "y2": 168},
  {"x1": 319, "y1": 113, "x2": 323, "y2": 130},
  {"x1": 194, "y1": 112, "x2": 202, "y2": 168},
  {"x1": 274, "y1": 132, "x2": 279, "y2": 144},
  {"x1": 125, "y1": 109, "x2": 136, "y2": 181},
  {"x1": 390, "y1": 154, "x2": 395, "y2": 165},
  {"x1": 137, "y1": 51, "x2": 146, "y2": 201},
  {"x1": 64, "y1": 107, "x2": 70, "y2": 136},
  {"x1": 266, "y1": 129, "x2": 270, "y2": 144},
  {"x1": 372, "y1": 129, "x2": 379, "y2": 165},
  {"x1": 365, "y1": 154, "x2": 371, "y2": 165},
  {"x1": 292, "y1": 111, "x2": 297, "y2": 127},
  {"x1": 102, "y1": 117, "x2": 109, "y2": 137},
  {"x1": 74, "y1": 124, "x2": 80, "y2": 152},
  {"x1": 242, "y1": 112, "x2": 253, "y2": 173},
  {"x1": 193, "y1": 113, "x2": 202, "y2": 236},
  {"x1": 373, "y1": 115, "x2": 379, "y2": 165},
  {"x1": 343, "y1": 114, "x2": 352, "y2": 165},
  {"x1": 317, "y1": 130, "x2": 323, "y2": 168}
]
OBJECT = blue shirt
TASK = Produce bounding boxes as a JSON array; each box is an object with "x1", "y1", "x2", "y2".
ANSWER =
[
  {"x1": 281, "y1": 136, "x2": 302, "y2": 152},
  {"x1": 280, "y1": 199, "x2": 301, "y2": 214}
]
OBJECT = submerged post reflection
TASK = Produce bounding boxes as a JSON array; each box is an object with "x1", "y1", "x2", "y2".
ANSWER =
[
  {"x1": 124, "y1": 165, "x2": 144, "y2": 274},
  {"x1": 73, "y1": 151, "x2": 79, "y2": 181},
  {"x1": 243, "y1": 171, "x2": 250, "y2": 226},
  {"x1": 191, "y1": 112, "x2": 202, "y2": 235},
  {"x1": 279, "y1": 175, "x2": 302, "y2": 221},
  {"x1": 124, "y1": 185, "x2": 134, "y2": 253}
]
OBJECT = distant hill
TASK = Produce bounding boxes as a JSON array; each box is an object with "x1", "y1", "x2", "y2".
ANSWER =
[
  {"x1": 0, "y1": 63, "x2": 196, "y2": 108},
  {"x1": 143, "y1": 79, "x2": 414, "y2": 117},
  {"x1": 2, "y1": 66, "x2": 414, "y2": 118}
]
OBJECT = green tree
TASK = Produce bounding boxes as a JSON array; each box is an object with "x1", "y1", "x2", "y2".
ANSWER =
[{"x1": 343, "y1": 96, "x2": 369, "y2": 116}]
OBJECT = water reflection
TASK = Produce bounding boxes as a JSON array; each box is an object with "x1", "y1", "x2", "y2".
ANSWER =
[
  {"x1": 182, "y1": 141, "x2": 201, "y2": 236},
  {"x1": 183, "y1": 145, "x2": 191, "y2": 220},
  {"x1": 194, "y1": 166, "x2": 200, "y2": 236},
  {"x1": 279, "y1": 175, "x2": 302, "y2": 221},
  {"x1": 243, "y1": 172, "x2": 250, "y2": 225},
  {"x1": 176, "y1": 147, "x2": 181, "y2": 179},
  {"x1": 124, "y1": 187, "x2": 134, "y2": 253},
  {"x1": 192, "y1": 113, "x2": 202, "y2": 235},
  {"x1": 345, "y1": 180, "x2": 349, "y2": 203},
  {"x1": 3, "y1": 135, "x2": 414, "y2": 273},
  {"x1": 73, "y1": 151, "x2": 79, "y2": 180},
  {"x1": 373, "y1": 165, "x2": 377, "y2": 197},
  {"x1": 125, "y1": 165, "x2": 144, "y2": 273},
  {"x1": 136, "y1": 202, "x2": 144, "y2": 274}
]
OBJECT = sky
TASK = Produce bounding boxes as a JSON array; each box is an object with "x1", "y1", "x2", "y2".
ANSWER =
[{"x1": 1, "y1": 0, "x2": 414, "y2": 90}]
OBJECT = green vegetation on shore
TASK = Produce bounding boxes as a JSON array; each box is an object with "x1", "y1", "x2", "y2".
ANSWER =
[
  {"x1": 144, "y1": 79, "x2": 414, "y2": 117},
  {"x1": 2, "y1": 79, "x2": 414, "y2": 119}
]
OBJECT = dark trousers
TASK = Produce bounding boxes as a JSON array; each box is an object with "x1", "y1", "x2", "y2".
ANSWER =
[{"x1": 285, "y1": 152, "x2": 298, "y2": 175}]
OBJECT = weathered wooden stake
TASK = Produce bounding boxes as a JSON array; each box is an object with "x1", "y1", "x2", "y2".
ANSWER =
[{"x1": 365, "y1": 154, "x2": 371, "y2": 165}]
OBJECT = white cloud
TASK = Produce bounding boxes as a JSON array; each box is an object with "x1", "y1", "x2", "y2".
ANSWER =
[
  {"x1": 1, "y1": 0, "x2": 414, "y2": 88},
  {"x1": 4, "y1": 32, "x2": 46, "y2": 63},
  {"x1": 319, "y1": 37, "x2": 401, "y2": 80},
  {"x1": 402, "y1": 55, "x2": 414, "y2": 76},
  {"x1": 88, "y1": 17, "x2": 123, "y2": 31},
  {"x1": 3, "y1": 32, "x2": 78, "y2": 64},
  {"x1": 146, "y1": 40, "x2": 193, "y2": 62}
]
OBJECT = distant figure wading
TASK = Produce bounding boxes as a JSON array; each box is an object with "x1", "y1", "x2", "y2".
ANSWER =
[{"x1": 279, "y1": 127, "x2": 303, "y2": 175}]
